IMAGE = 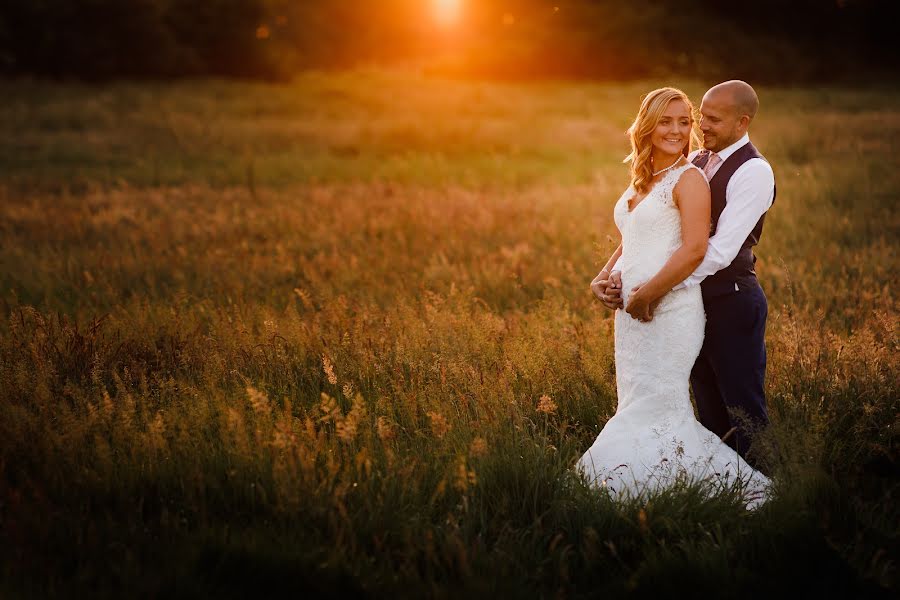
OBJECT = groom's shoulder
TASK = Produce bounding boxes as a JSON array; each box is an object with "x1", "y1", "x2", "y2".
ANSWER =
[
  {"x1": 740, "y1": 156, "x2": 775, "y2": 178},
  {"x1": 732, "y1": 156, "x2": 775, "y2": 189},
  {"x1": 688, "y1": 149, "x2": 702, "y2": 161},
  {"x1": 745, "y1": 141, "x2": 773, "y2": 171}
]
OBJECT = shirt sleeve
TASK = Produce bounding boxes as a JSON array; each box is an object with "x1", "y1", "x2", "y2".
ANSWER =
[{"x1": 676, "y1": 158, "x2": 775, "y2": 289}]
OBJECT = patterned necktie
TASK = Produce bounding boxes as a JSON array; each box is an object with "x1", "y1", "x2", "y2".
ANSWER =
[{"x1": 703, "y1": 152, "x2": 722, "y2": 179}]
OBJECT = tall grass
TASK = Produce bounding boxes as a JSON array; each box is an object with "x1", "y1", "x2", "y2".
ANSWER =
[{"x1": 0, "y1": 69, "x2": 896, "y2": 597}]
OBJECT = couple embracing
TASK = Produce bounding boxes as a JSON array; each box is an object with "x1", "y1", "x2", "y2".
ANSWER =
[{"x1": 577, "y1": 81, "x2": 776, "y2": 510}]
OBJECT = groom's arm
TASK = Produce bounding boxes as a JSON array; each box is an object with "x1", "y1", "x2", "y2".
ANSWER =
[{"x1": 673, "y1": 159, "x2": 774, "y2": 289}]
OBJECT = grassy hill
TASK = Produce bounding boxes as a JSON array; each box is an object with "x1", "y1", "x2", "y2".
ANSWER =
[{"x1": 0, "y1": 69, "x2": 896, "y2": 597}]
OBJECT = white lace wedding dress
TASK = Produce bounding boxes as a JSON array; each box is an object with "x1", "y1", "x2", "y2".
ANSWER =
[{"x1": 576, "y1": 163, "x2": 771, "y2": 510}]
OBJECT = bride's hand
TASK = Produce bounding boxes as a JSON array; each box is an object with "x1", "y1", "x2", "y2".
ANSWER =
[
  {"x1": 604, "y1": 271, "x2": 623, "y2": 309},
  {"x1": 591, "y1": 270, "x2": 623, "y2": 310},
  {"x1": 626, "y1": 284, "x2": 656, "y2": 322}
]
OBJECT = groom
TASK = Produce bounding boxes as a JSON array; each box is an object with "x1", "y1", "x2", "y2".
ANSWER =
[{"x1": 600, "y1": 80, "x2": 776, "y2": 474}]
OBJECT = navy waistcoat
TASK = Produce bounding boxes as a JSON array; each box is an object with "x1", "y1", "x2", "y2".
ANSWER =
[{"x1": 692, "y1": 142, "x2": 776, "y2": 299}]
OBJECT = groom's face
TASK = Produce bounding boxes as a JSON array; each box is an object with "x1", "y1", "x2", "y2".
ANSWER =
[{"x1": 699, "y1": 92, "x2": 743, "y2": 152}]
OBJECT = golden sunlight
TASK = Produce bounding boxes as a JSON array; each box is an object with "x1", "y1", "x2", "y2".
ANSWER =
[{"x1": 433, "y1": 0, "x2": 462, "y2": 27}]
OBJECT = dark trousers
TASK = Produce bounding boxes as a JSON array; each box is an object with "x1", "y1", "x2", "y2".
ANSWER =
[{"x1": 690, "y1": 281, "x2": 770, "y2": 473}]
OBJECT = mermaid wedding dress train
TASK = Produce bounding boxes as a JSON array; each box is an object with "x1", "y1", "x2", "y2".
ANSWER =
[{"x1": 576, "y1": 163, "x2": 771, "y2": 510}]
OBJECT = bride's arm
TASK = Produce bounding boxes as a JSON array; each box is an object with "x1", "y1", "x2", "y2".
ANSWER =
[
  {"x1": 602, "y1": 243, "x2": 622, "y2": 276},
  {"x1": 626, "y1": 170, "x2": 710, "y2": 320},
  {"x1": 589, "y1": 243, "x2": 623, "y2": 284}
]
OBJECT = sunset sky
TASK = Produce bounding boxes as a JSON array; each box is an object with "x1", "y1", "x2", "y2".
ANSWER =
[{"x1": 432, "y1": 0, "x2": 463, "y2": 27}]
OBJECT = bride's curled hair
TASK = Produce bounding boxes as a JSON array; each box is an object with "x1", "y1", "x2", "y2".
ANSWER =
[{"x1": 624, "y1": 87, "x2": 700, "y2": 194}]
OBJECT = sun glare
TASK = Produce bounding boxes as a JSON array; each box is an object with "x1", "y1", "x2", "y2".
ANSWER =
[{"x1": 433, "y1": 0, "x2": 461, "y2": 27}]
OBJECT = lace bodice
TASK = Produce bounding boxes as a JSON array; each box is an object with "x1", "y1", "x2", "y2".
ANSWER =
[{"x1": 614, "y1": 163, "x2": 702, "y2": 308}]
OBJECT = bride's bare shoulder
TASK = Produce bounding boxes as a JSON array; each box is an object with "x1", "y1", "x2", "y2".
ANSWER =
[
  {"x1": 675, "y1": 164, "x2": 709, "y2": 190},
  {"x1": 673, "y1": 165, "x2": 710, "y2": 206}
]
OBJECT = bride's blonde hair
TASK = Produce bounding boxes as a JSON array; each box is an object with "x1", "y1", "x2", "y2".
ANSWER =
[{"x1": 623, "y1": 87, "x2": 699, "y2": 194}]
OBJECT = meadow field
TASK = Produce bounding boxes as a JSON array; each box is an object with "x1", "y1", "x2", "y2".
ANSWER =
[{"x1": 0, "y1": 69, "x2": 896, "y2": 597}]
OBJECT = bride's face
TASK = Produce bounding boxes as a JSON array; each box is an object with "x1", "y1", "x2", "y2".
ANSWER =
[{"x1": 650, "y1": 99, "x2": 692, "y2": 157}]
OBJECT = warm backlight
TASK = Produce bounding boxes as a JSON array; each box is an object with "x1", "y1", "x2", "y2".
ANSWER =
[{"x1": 433, "y1": 0, "x2": 462, "y2": 27}]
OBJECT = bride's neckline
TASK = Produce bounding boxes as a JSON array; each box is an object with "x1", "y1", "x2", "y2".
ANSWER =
[{"x1": 626, "y1": 158, "x2": 688, "y2": 213}]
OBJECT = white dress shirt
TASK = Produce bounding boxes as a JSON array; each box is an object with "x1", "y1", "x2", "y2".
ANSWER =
[
  {"x1": 609, "y1": 133, "x2": 775, "y2": 290},
  {"x1": 676, "y1": 133, "x2": 774, "y2": 289}
]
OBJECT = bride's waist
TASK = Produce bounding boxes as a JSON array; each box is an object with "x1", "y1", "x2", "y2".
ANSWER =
[
  {"x1": 618, "y1": 255, "x2": 669, "y2": 279},
  {"x1": 620, "y1": 281, "x2": 695, "y2": 296},
  {"x1": 620, "y1": 268, "x2": 664, "y2": 289},
  {"x1": 621, "y1": 279, "x2": 700, "y2": 308}
]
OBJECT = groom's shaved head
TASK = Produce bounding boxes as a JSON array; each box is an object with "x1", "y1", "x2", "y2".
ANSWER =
[
  {"x1": 706, "y1": 80, "x2": 759, "y2": 121},
  {"x1": 699, "y1": 80, "x2": 759, "y2": 151}
]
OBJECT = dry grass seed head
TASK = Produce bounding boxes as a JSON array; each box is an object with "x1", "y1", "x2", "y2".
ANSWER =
[{"x1": 537, "y1": 394, "x2": 558, "y2": 415}]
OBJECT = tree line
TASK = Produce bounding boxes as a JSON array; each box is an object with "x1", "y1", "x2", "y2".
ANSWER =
[{"x1": 0, "y1": 0, "x2": 896, "y2": 82}]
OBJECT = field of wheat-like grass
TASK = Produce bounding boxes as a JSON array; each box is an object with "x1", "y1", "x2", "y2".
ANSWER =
[{"x1": 0, "y1": 70, "x2": 896, "y2": 598}]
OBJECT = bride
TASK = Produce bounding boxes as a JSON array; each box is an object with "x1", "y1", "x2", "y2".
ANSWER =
[{"x1": 576, "y1": 87, "x2": 771, "y2": 509}]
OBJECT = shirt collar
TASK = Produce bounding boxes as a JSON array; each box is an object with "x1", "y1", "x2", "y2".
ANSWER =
[{"x1": 713, "y1": 132, "x2": 750, "y2": 162}]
